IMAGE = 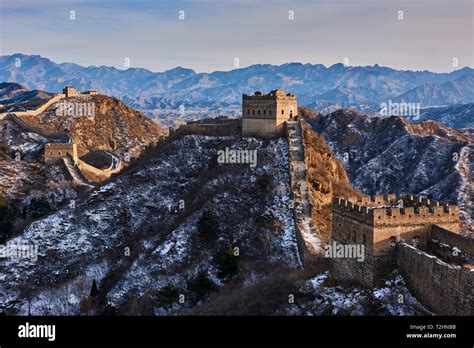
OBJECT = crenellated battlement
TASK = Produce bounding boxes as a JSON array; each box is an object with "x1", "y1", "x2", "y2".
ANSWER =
[
  {"x1": 333, "y1": 194, "x2": 459, "y2": 226},
  {"x1": 331, "y1": 193, "x2": 467, "y2": 314},
  {"x1": 372, "y1": 205, "x2": 458, "y2": 226},
  {"x1": 45, "y1": 143, "x2": 75, "y2": 149},
  {"x1": 332, "y1": 197, "x2": 374, "y2": 224}
]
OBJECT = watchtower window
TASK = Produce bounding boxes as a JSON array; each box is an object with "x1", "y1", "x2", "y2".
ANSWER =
[
  {"x1": 269, "y1": 110, "x2": 272, "y2": 115},
  {"x1": 258, "y1": 110, "x2": 260, "y2": 115},
  {"x1": 247, "y1": 109, "x2": 250, "y2": 115},
  {"x1": 263, "y1": 110, "x2": 266, "y2": 115},
  {"x1": 281, "y1": 110, "x2": 284, "y2": 115},
  {"x1": 253, "y1": 110, "x2": 255, "y2": 115}
]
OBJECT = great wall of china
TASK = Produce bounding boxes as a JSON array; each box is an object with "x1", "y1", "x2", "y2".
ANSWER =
[
  {"x1": 0, "y1": 87, "x2": 121, "y2": 189},
  {"x1": 331, "y1": 194, "x2": 472, "y2": 315},
  {"x1": 170, "y1": 90, "x2": 473, "y2": 315},
  {"x1": 286, "y1": 119, "x2": 323, "y2": 267},
  {"x1": 1, "y1": 87, "x2": 472, "y2": 314}
]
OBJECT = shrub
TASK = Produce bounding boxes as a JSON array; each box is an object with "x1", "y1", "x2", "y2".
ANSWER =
[
  {"x1": 213, "y1": 245, "x2": 239, "y2": 282},
  {"x1": 186, "y1": 271, "x2": 217, "y2": 303},
  {"x1": 156, "y1": 284, "x2": 180, "y2": 308},
  {"x1": 79, "y1": 298, "x2": 93, "y2": 315},
  {"x1": 102, "y1": 304, "x2": 118, "y2": 316},
  {"x1": 28, "y1": 197, "x2": 52, "y2": 219},
  {"x1": 0, "y1": 143, "x2": 12, "y2": 160},
  {"x1": 197, "y1": 209, "x2": 219, "y2": 242},
  {"x1": 0, "y1": 221, "x2": 13, "y2": 243},
  {"x1": 256, "y1": 174, "x2": 273, "y2": 192}
]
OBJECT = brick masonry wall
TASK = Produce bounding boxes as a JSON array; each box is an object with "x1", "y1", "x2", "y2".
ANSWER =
[
  {"x1": 275, "y1": 98, "x2": 298, "y2": 120},
  {"x1": 286, "y1": 120, "x2": 323, "y2": 268},
  {"x1": 331, "y1": 207, "x2": 377, "y2": 287},
  {"x1": 330, "y1": 251, "x2": 375, "y2": 288},
  {"x1": 0, "y1": 94, "x2": 65, "y2": 119},
  {"x1": 76, "y1": 158, "x2": 122, "y2": 183},
  {"x1": 397, "y1": 242, "x2": 473, "y2": 315},
  {"x1": 431, "y1": 225, "x2": 474, "y2": 255},
  {"x1": 173, "y1": 120, "x2": 241, "y2": 137},
  {"x1": 242, "y1": 118, "x2": 285, "y2": 137},
  {"x1": 242, "y1": 98, "x2": 276, "y2": 119}
]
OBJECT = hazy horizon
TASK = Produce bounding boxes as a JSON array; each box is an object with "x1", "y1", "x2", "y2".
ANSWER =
[
  {"x1": 1, "y1": 0, "x2": 472, "y2": 73},
  {"x1": 1, "y1": 52, "x2": 473, "y2": 75}
]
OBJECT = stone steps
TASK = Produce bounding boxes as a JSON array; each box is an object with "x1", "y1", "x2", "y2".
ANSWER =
[
  {"x1": 62, "y1": 157, "x2": 94, "y2": 188},
  {"x1": 286, "y1": 120, "x2": 323, "y2": 260}
]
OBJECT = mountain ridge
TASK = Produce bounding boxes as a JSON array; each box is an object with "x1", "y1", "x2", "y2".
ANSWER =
[{"x1": 2, "y1": 54, "x2": 473, "y2": 119}]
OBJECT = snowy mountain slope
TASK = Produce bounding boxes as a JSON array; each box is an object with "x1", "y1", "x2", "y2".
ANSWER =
[
  {"x1": 306, "y1": 110, "x2": 473, "y2": 235},
  {"x1": 0, "y1": 135, "x2": 301, "y2": 315},
  {"x1": 394, "y1": 73, "x2": 474, "y2": 106},
  {"x1": 190, "y1": 271, "x2": 430, "y2": 316},
  {"x1": 410, "y1": 103, "x2": 474, "y2": 129}
]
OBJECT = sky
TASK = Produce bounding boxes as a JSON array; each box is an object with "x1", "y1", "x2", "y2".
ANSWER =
[{"x1": 0, "y1": 0, "x2": 472, "y2": 73}]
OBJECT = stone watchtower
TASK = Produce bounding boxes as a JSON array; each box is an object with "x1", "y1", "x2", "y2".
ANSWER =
[
  {"x1": 242, "y1": 89, "x2": 298, "y2": 137},
  {"x1": 331, "y1": 194, "x2": 460, "y2": 287},
  {"x1": 44, "y1": 143, "x2": 78, "y2": 164},
  {"x1": 63, "y1": 86, "x2": 79, "y2": 98}
]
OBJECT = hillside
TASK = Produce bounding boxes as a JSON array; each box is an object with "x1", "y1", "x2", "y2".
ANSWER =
[
  {"x1": 20, "y1": 94, "x2": 164, "y2": 160},
  {"x1": 0, "y1": 131, "x2": 430, "y2": 316},
  {"x1": 301, "y1": 121, "x2": 361, "y2": 244},
  {"x1": 0, "y1": 87, "x2": 167, "y2": 244},
  {"x1": 0, "y1": 135, "x2": 302, "y2": 315},
  {"x1": 0, "y1": 82, "x2": 53, "y2": 112},
  {"x1": 305, "y1": 109, "x2": 473, "y2": 236}
]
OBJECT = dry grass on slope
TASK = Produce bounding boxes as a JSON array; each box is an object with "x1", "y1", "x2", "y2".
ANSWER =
[{"x1": 301, "y1": 121, "x2": 361, "y2": 244}]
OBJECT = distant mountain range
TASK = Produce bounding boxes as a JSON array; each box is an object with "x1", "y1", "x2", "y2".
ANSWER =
[
  {"x1": 307, "y1": 101, "x2": 474, "y2": 130},
  {"x1": 1, "y1": 54, "x2": 473, "y2": 120},
  {"x1": 0, "y1": 82, "x2": 53, "y2": 111},
  {"x1": 411, "y1": 103, "x2": 474, "y2": 129}
]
